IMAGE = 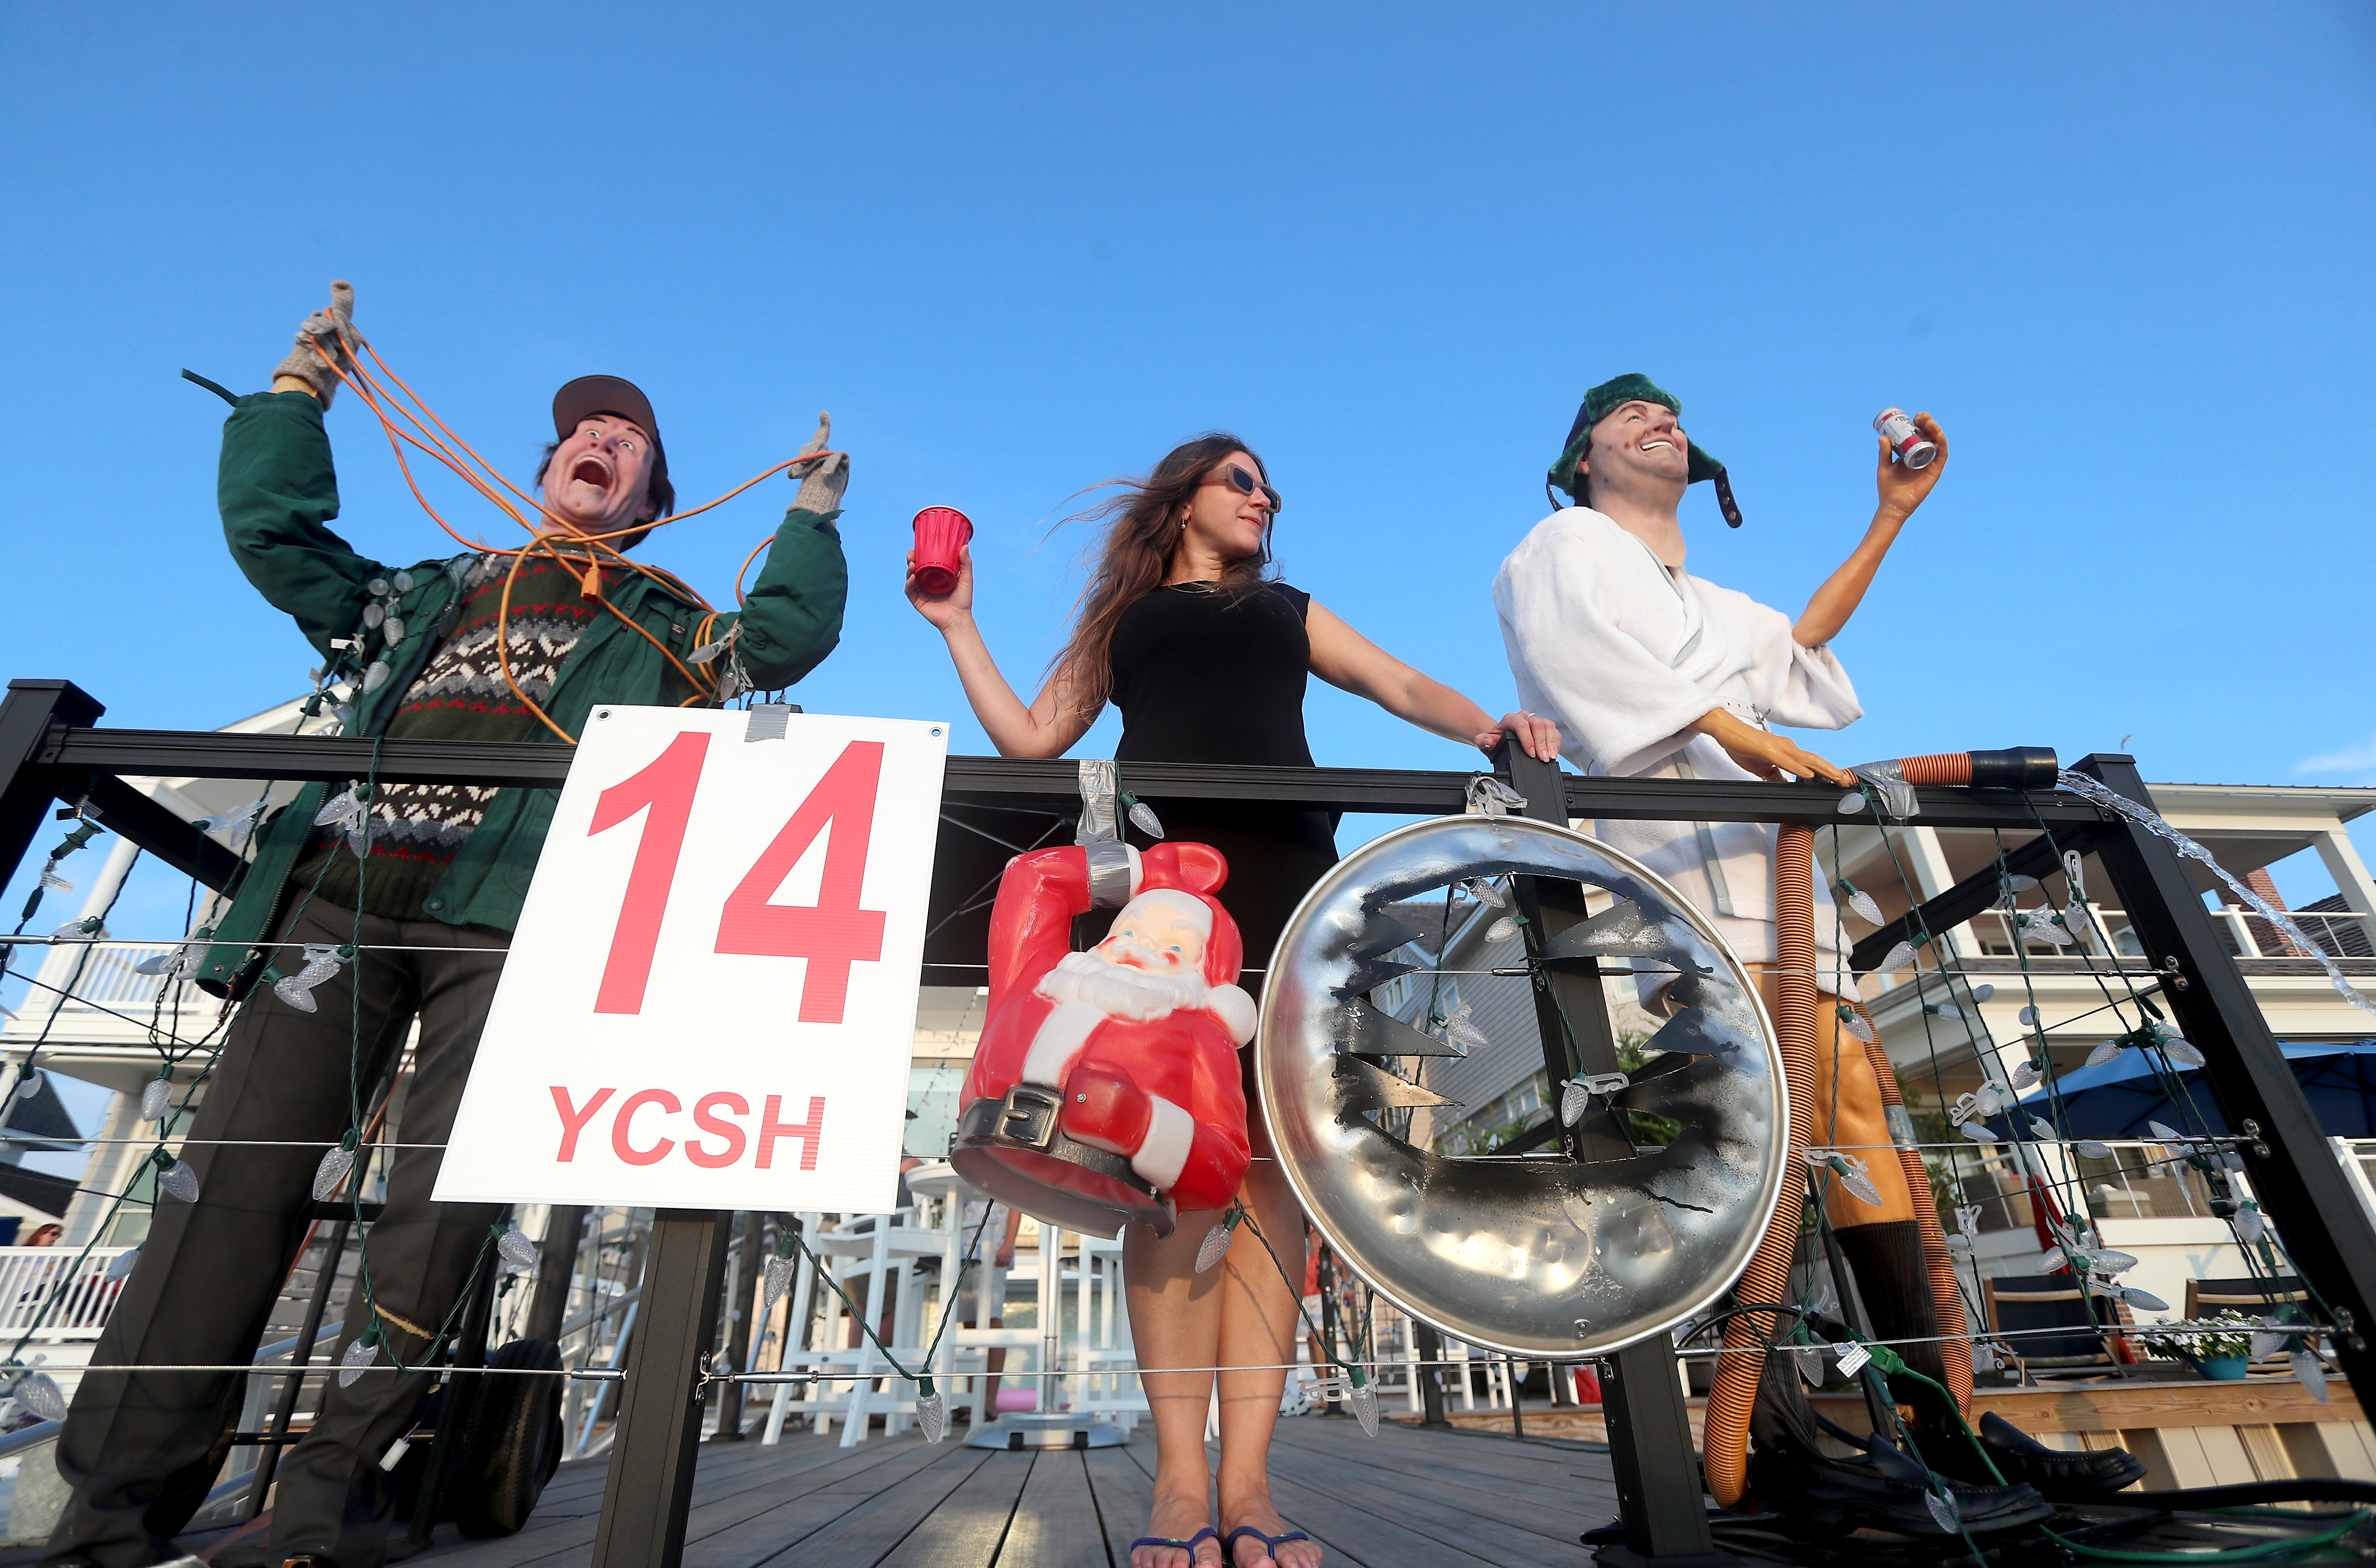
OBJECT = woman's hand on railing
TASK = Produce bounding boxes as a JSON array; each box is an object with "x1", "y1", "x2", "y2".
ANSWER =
[{"x1": 1476, "y1": 711, "x2": 1562, "y2": 763}]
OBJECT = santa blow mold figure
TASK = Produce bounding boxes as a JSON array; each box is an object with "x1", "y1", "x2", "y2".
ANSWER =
[{"x1": 950, "y1": 842, "x2": 1256, "y2": 1239}]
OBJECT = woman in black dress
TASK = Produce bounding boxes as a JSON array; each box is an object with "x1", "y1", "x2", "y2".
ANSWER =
[{"x1": 908, "y1": 434, "x2": 1557, "y2": 1568}]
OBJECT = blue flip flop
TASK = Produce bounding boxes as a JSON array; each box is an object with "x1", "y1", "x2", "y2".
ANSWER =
[
  {"x1": 1226, "y1": 1525, "x2": 1314, "y2": 1562},
  {"x1": 1131, "y1": 1526, "x2": 1220, "y2": 1560}
]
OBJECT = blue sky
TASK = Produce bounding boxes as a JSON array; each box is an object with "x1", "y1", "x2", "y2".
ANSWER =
[{"x1": 3, "y1": 5, "x2": 2373, "y2": 1140}]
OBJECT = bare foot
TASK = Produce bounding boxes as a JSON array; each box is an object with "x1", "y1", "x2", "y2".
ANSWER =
[
  {"x1": 1221, "y1": 1491, "x2": 1322, "y2": 1568},
  {"x1": 1133, "y1": 1485, "x2": 1222, "y2": 1568}
]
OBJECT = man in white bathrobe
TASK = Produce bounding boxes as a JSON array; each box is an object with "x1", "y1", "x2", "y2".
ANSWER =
[
  {"x1": 1496, "y1": 376, "x2": 2147, "y2": 1509},
  {"x1": 1494, "y1": 372, "x2": 1943, "y2": 989}
]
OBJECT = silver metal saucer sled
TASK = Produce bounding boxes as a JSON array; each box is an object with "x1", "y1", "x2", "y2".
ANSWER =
[{"x1": 1257, "y1": 815, "x2": 1790, "y2": 1359}]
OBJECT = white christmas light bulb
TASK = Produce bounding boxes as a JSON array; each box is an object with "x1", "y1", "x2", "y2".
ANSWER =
[
  {"x1": 1462, "y1": 877, "x2": 1509, "y2": 909},
  {"x1": 314, "y1": 784, "x2": 373, "y2": 857},
  {"x1": 2235, "y1": 1204, "x2": 2266, "y2": 1244},
  {"x1": 1487, "y1": 915, "x2": 1518, "y2": 944},
  {"x1": 16, "y1": 1372, "x2": 66, "y2": 1423},
  {"x1": 1945, "y1": 1234, "x2": 1973, "y2": 1255},
  {"x1": 2251, "y1": 1322, "x2": 2290, "y2": 1360},
  {"x1": 1127, "y1": 800, "x2": 1164, "y2": 839},
  {"x1": 1968, "y1": 984, "x2": 1996, "y2": 1003},
  {"x1": 1560, "y1": 1080, "x2": 1590, "y2": 1127},
  {"x1": 362, "y1": 661, "x2": 389, "y2": 694},
  {"x1": 1438, "y1": 1002, "x2": 1488, "y2": 1050},
  {"x1": 311, "y1": 1145, "x2": 356, "y2": 1202},
  {"x1": 2090, "y1": 1248, "x2": 2140, "y2": 1274},
  {"x1": 1837, "y1": 1007, "x2": 1875, "y2": 1045},
  {"x1": 363, "y1": 603, "x2": 385, "y2": 630},
  {"x1": 1878, "y1": 941, "x2": 1916, "y2": 975},
  {"x1": 2026, "y1": 1116, "x2": 2056, "y2": 1141},
  {"x1": 38, "y1": 871, "x2": 72, "y2": 893},
  {"x1": 2038, "y1": 1245, "x2": 2070, "y2": 1273},
  {"x1": 2011, "y1": 1060, "x2": 2043, "y2": 1091},
  {"x1": 339, "y1": 1334, "x2": 381, "y2": 1388},
  {"x1": 2120, "y1": 1287, "x2": 2168, "y2": 1312},
  {"x1": 1958, "y1": 1122, "x2": 1999, "y2": 1144},
  {"x1": 497, "y1": 1225, "x2": 538, "y2": 1271},
  {"x1": 2147, "y1": 1120, "x2": 2183, "y2": 1144},
  {"x1": 1972, "y1": 1084, "x2": 2003, "y2": 1116},
  {"x1": 392, "y1": 570, "x2": 414, "y2": 593},
  {"x1": 2018, "y1": 1005, "x2": 2039, "y2": 1026},
  {"x1": 2085, "y1": 1038, "x2": 2125, "y2": 1069},
  {"x1": 104, "y1": 1247, "x2": 139, "y2": 1284},
  {"x1": 763, "y1": 1254, "x2": 796, "y2": 1313},
  {"x1": 1350, "y1": 1378, "x2": 1380, "y2": 1437},
  {"x1": 1837, "y1": 791, "x2": 1868, "y2": 814},
  {"x1": 158, "y1": 1159, "x2": 198, "y2": 1203},
  {"x1": 2158, "y1": 1033, "x2": 2205, "y2": 1069},
  {"x1": 2291, "y1": 1351, "x2": 2329, "y2": 1403},
  {"x1": 916, "y1": 1386, "x2": 947, "y2": 1443},
  {"x1": 1840, "y1": 884, "x2": 1883, "y2": 925},
  {"x1": 273, "y1": 945, "x2": 348, "y2": 1012},
  {"x1": 1195, "y1": 1224, "x2": 1235, "y2": 1274},
  {"x1": 1838, "y1": 1157, "x2": 1882, "y2": 1207},
  {"x1": 2075, "y1": 1140, "x2": 2114, "y2": 1160}
]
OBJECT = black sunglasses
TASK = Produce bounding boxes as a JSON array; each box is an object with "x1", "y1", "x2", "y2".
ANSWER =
[{"x1": 1214, "y1": 461, "x2": 1283, "y2": 514}]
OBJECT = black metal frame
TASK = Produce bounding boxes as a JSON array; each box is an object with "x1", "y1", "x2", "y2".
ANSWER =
[{"x1": 6, "y1": 676, "x2": 2371, "y2": 1568}]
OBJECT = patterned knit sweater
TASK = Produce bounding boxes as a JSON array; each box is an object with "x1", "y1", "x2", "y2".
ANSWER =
[{"x1": 298, "y1": 552, "x2": 630, "y2": 921}]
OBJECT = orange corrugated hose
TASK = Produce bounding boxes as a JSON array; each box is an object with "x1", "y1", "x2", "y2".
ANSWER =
[
  {"x1": 1704, "y1": 823, "x2": 1820, "y2": 1508},
  {"x1": 1897, "y1": 753, "x2": 1972, "y2": 786},
  {"x1": 1848, "y1": 1002, "x2": 1975, "y2": 1416}
]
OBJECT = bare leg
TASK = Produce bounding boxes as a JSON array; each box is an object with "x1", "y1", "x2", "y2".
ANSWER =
[
  {"x1": 1215, "y1": 1121, "x2": 1322, "y2": 1568},
  {"x1": 1124, "y1": 1211, "x2": 1227, "y2": 1568}
]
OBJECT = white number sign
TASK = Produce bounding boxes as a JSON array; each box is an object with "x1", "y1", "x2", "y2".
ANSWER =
[{"x1": 433, "y1": 706, "x2": 947, "y2": 1212}]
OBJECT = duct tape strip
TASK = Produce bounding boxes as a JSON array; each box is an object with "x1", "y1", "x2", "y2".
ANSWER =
[{"x1": 743, "y1": 703, "x2": 800, "y2": 742}]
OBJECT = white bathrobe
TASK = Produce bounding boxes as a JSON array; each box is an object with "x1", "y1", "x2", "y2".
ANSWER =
[{"x1": 1493, "y1": 507, "x2": 1863, "y2": 996}]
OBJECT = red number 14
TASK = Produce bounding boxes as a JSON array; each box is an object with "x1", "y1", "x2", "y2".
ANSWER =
[{"x1": 589, "y1": 734, "x2": 888, "y2": 1024}]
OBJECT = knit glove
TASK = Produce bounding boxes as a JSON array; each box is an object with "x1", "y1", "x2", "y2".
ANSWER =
[
  {"x1": 790, "y1": 410, "x2": 849, "y2": 515},
  {"x1": 272, "y1": 280, "x2": 363, "y2": 408}
]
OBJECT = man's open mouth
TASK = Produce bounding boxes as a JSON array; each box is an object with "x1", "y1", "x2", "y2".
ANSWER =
[{"x1": 570, "y1": 457, "x2": 613, "y2": 491}]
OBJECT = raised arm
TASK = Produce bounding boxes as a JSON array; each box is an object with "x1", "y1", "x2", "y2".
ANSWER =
[
  {"x1": 1793, "y1": 411, "x2": 1948, "y2": 648},
  {"x1": 1305, "y1": 601, "x2": 1561, "y2": 761},
  {"x1": 906, "y1": 546, "x2": 1099, "y2": 758}
]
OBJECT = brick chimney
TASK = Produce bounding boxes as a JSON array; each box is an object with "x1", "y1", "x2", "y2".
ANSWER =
[{"x1": 2241, "y1": 869, "x2": 2308, "y2": 957}]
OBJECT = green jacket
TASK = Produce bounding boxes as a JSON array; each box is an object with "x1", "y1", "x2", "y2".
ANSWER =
[{"x1": 198, "y1": 390, "x2": 848, "y2": 994}]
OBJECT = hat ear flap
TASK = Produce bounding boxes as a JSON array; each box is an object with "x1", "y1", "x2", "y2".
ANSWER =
[{"x1": 1714, "y1": 470, "x2": 1742, "y2": 528}]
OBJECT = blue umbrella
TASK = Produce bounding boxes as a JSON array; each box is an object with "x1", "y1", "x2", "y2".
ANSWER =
[{"x1": 2009, "y1": 1039, "x2": 2376, "y2": 1139}]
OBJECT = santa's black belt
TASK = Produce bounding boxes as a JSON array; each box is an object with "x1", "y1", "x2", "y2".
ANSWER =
[{"x1": 955, "y1": 1083, "x2": 1154, "y2": 1195}]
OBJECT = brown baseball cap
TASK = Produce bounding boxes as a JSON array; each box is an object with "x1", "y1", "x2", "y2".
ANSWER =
[{"x1": 552, "y1": 375, "x2": 663, "y2": 452}]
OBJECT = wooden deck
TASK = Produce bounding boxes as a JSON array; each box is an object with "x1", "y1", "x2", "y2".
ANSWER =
[{"x1": 401, "y1": 1416, "x2": 1614, "y2": 1568}]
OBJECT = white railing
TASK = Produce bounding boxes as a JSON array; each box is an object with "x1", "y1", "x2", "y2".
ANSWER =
[{"x1": 0, "y1": 1247, "x2": 134, "y2": 1341}]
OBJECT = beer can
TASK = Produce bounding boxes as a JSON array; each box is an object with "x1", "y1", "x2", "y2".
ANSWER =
[{"x1": 1873, "y1": 407, "x2": 1937, "y2": 469}]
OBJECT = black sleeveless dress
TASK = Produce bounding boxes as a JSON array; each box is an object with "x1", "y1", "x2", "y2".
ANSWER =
[{"x1": 1109, "y1": 581, "x2": 1339, "y2": 992}]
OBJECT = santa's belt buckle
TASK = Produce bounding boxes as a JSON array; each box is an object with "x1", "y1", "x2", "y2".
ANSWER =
[{"x1": 994, "y1": 1083, "x2": 1064, "y2": 1149}]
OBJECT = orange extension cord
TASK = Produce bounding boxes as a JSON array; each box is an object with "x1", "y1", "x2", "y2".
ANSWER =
[
  {"x1": 1703, "y1": 821, "x2": 1821, "y2": 1508},
  {"x1": 307, "y1": 323, "x2": 839, "y2": 742}
]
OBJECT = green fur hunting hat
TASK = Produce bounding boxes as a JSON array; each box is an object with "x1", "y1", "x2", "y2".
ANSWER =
[{"x1": 1547, "y1": 372, "x2": 1742, "y2": 527}]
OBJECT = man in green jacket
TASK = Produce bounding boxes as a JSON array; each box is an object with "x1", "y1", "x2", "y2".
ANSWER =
[{"x1": 46, "y1": 283, "x2": 852, "y2": 1568}]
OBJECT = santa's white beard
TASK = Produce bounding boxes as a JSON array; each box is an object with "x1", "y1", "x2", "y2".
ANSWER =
[{"x1": 1036, "y1": 946, "x2": 1210, "y2": 1022}]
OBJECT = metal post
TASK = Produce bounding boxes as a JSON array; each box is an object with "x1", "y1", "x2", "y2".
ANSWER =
[
  {"x1": 590, "y1": 1209, "x2": 731, "y2": 1568},
  {"x1": 2075, "y1": 754, "x2": 2376, "y2": 1395},
  {"x1": 1500, "y1": 744, "x2": 1741, "y2": 1568},
  {"x1": 527, "y1": 1205, "x2": 588, "y2": 1346},
  {"x1": 712, "y1": 1211, "x2": 765, "y2": 1441},
  {"x1": 1411, "y1": 1318, "x2": 1449, "y2": 1427},
  {"x1": 0, "y1": 680, "x2": 102, "y2": 884}
]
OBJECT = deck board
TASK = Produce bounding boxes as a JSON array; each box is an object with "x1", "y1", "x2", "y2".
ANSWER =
[
  {"x1": 999, "y1": 1451, "x2": 1112, "y2": 1568},
  {"x1": 876, "y1": 1449, "x2": 1034, "y2": 1567}
]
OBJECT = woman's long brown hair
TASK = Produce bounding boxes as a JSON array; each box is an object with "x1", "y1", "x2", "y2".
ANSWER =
[{"x1": 1044, "y1": 433, "x2": 1276, "y2": 721}]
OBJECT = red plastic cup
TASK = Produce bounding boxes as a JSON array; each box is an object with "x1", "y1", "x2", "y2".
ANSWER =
[{"x1": 910, "y1": 506, "x2": 974, "y2": 595}]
